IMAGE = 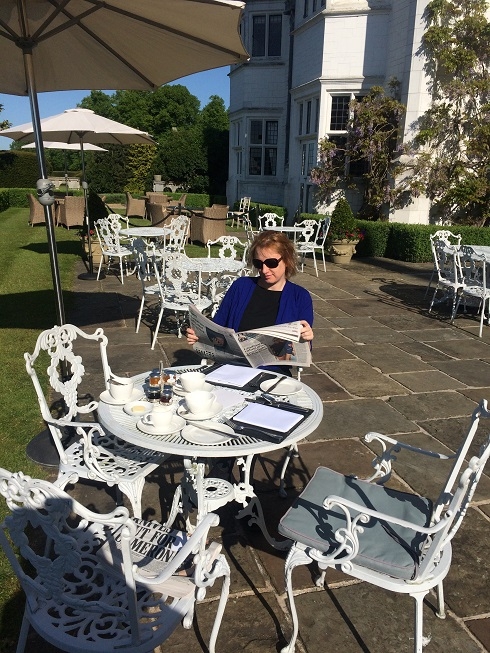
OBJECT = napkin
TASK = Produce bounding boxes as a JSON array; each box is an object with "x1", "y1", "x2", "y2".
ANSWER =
[
  {"x1": 205, "y1": 364, "x2": 260, "y2": 388},
  {"x1": 232, "y1": 403, "x2": 303, "y2": 433}
]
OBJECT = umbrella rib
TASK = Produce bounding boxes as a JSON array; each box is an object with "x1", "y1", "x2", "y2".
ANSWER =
[{"x1": 84, "y1": 0, "x2": 247, "y2": 60}]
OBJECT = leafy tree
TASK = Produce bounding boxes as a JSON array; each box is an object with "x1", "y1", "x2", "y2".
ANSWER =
[
  {"x1": 310, "y1": 83, "x2": 412, "y2": 219},
  {"x1": 199, "y1": 95, "x2": 229, "y2": 194},
  {"x1": 0, "y1": 103, "x2": 10, "y2": 131},
  {"x1": 155, "y1": 126, "x2": 208, "y2": 192},
  {"x1": 409, "y1": 0, "x2": 490, "y2": 225}
]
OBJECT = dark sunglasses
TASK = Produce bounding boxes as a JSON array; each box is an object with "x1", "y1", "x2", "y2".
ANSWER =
[{"x1": 253, "y1": 257, "x2": 283, "y2": 270}]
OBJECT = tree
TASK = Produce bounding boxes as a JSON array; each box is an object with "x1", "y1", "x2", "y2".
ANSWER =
[
  {"x1": 410, "y1": 0, "x2": 490, "y2": 225},
  {"x1": 0, "y1": 103, "x2": 10, "y2": 131},
  {"x1": 199, "y1": 95, "x2": 230, "y2": 194},
  {"x1": 310, "y1": 83, "x2": 412, "y2": 219}
]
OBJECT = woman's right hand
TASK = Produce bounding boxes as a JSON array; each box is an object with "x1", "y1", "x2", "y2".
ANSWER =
[{"x1": 186, "y1": 327, "x2": 199, "y2": 345}]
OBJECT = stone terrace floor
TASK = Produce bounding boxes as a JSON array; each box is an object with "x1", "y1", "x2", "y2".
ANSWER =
[{"x1": 27, "y1": 251, "x2": 490, "y2": 653}]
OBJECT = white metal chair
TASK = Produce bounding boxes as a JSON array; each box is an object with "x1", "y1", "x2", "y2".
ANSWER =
[
  {"x1": 295, "y1": 219, "x2": 321, "y2": 276},
  {"x1": 164, "y1": 213, "x2": 190, "y2": 253},
  {"x1": 228, "y1": 196, "x2": 251, "y2": 228},
  {"x1": 206, "y1": 234, "x2": 248, "y2": 264},
  {"x1": 243, "y1": 215, "x2": 259, "y2": 247},
  {"x1": 132, "y1": 239, "x2": 165, "y2": 345},
  {"x1": 152, "y1": 252, "x2": 212, "y2": 347},
  {"x1": 0, "y1": 467, "x2": 230, "y2": 653},
  {"x1": 453, "y1": 245, "x2": 490, "y2": 337},
  {"x1": 278, "y1": 399, "x2": 490, "y2": 653},
  {"x1": 313, "y1": 216, "x2": 331, "y2": 272},
  {"x1": 258, "y1": 212, "x2": 285, "y2": 230},
  {"x1": 425, "y1": 230, "x2": 462, "y2": 297},
  {"x1": 95, "y1": 215, "x2": 132, "y2": 283},
  {"x1": 428, "y1": 236, "x2": 463, "y2": 321},
  {"x1": 25, "y1": 324, "x2": 164, "y2": 518}
]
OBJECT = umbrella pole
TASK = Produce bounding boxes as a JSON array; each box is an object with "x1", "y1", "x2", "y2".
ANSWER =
[
  {"x1": 22, "y1": 47, "x2": 66, "y2": 326},
  {"x1": 78, "y1": 137, "x2": 104, "y2": 280}
]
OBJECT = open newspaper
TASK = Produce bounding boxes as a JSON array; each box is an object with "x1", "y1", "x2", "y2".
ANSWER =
[{"x1": 189, "y1": 304, "x2": 311, "y2": 368}]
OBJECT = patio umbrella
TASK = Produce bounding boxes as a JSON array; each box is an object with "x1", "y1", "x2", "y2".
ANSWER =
[
  {"x1": 4, "y1": 108, "x2": 156, "y2": 277},
  {"x1": 22, "y1": 141, "x2": 108, "y2": 196},
  {"x1": 0, "y1": 0, "x2": 248, "y2": 325}
]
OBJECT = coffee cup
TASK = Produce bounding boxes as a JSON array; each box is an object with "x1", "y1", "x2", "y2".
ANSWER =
[
  {"x1": 185, "y1": 390, "x2": 215, "y2": 415},
  {"x1": 144, "y1": 404, "x2": 173, "y2": 429},
  {"x1": 109, "y1": 377, "x2": 134, "y2": 402},
  {"x1": 179, "y1": 371, "x2": 206, "y2": 393}
]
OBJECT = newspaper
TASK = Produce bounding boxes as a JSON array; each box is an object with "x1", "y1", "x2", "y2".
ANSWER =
[{"x1": 189, "y1": 304, "x2": 311, "y2": 368}]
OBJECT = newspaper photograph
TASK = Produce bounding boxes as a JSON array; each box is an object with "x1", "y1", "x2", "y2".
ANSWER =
[{"x1": 189, "y1": 305, "x2": 311, "y2": 368}]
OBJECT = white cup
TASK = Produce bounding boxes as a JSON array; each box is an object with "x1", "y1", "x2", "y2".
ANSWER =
[
  {"x1": 179, "y1": 371, "x2": 206, "y2": 392},
  {"x1": 144, "y1": 404, "x2": 174, "y2": 429},
  {"x1": 109, "y1": 378, "x2": 134, "y2": 402},
  {"x1": 185, "y1": 390, "x2": 215, "y2": 415}
]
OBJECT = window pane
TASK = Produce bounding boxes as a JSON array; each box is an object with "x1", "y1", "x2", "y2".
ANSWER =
[
  {"x1": 265, "y1": 120, "x2": 278, "y2": 145},
  {"x1": 307, "y1": 142, "x2": 315, "y2": 173},
  {"x1": 250, "y1": 120, "x2": 263, "y2": 144},
  {"x1": 301, "y1": 143, "x2": 306, "y2": 176},
  {"x1": 306, "y1": 100, "x2": 312, "y2": 133},
  {"x1": 264, "y1": 148, "x2": 277, "y2": 175},
  {"x1": 252, "y1": 16, "x2": 266, "y2": 56},
  {"x1": 249, "y1": 147, "x2": 262, "y2": 175},
  {"x1": 330, "y1": 95, "x2": 350, "y2": 130},
  {"x1": 268, "y1": 15, "x2": 282, "y2": 56},
  {"x1": 298, "y1": 103, "x2": 303, "y2": 135}
]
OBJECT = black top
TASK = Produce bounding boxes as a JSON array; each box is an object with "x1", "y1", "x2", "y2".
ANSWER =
[{"x1": 237, "y1": 284, "x2": 282, "y2": 332}]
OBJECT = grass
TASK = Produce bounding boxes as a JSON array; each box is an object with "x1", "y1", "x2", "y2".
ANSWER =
[{"x1": 0, "y1": 207, "x2": 81, "y2": 651}]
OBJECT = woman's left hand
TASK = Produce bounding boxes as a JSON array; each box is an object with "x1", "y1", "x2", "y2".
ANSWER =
[{"x1": 299, "y1": 320, "x2": 314, "y2": 342}]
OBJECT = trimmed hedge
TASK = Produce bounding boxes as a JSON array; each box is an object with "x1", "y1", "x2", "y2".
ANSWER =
[{"x1": 0, "y1": 151, "x2": 40, "y2": 188}]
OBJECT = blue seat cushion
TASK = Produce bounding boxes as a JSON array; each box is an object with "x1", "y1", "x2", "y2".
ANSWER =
[{"x1": 278, "y1": 467, "x2": 432, "y2": 580}]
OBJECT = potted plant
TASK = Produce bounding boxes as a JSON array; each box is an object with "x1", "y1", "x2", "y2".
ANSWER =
[{"x1": 328, "y1": 198, "x2": 364, "y2": 264}]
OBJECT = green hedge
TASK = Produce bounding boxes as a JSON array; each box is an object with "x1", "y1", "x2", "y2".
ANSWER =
[{"x1": 0, "y1": 151, "x2": 40, "y2": 188}]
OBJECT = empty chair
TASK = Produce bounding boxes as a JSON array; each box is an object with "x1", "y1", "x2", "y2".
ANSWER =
[
  {"x1": 147, "y1": 201, "x2": 171, "y2": 227},
  {"x1": 146, "y1": 192, "x2": 169, "y2": 205},
  {"x1": 313, "y1": 215, "x2": 331, "y2": 272},
  {"x1": 0, "y1": 466, "x2": 230, "y2": 653},
  {"x1": 58, "y1": 195, "x2": 85, "y2": 229},
  {"x1": 164, "y1": 213, "x2": 190, "y2": 253},
  {"x1": 95, "y1": 216, "x2": 133, "y2": 283},
  {"x1": 425, "y1": 229, "x2": 462, "y2": 297},
  {"x1": 189, "y1": 204, "x2": 228, "y2": 243},
  {"x1": 454, "y1": 245, "x2": 490, "y2": 337},
  {"x1": 125, "y1": 191, "x2": 147, "y2": 218},
  {"x1": 243, "y1": 215, "x2": 259, "y2": 247},
  {"x1": 279, "y1": 399, "x2": 490, "y2": 653},
  {"x1": 295, "y1": 219, "x2": 321, "y2": 276},
  {"x1": 228, "y1": 196, "x2": 251, "y2": 228},
  {"x1": 428, "y1": 236, "x2": 463, "y2": 321},
  {"x1": 25, "y1": 324, "x2": 164, "y2": 519},
  {"x1": 26, "y1": 192, "x2": 46, "y2": 226},
  {"x1": 206, "y1": 234, "x2": 248, "y2": 265},
  {"x1": 258, "y1": 212, "x2": 284, "y2": 229}
]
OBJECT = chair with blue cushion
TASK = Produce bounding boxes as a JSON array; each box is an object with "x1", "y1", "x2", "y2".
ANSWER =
[{"x1": 278, "y1": 399, "x2": 490, "y2": 653}]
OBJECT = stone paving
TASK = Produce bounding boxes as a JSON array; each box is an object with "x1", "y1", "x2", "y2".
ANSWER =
[{"x1": 27, "y1": 251, "x2": 490, "y2": 652}]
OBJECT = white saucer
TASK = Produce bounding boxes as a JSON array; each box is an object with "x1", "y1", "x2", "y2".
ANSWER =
[
  {"x1": 173, "y1": 381, "x2": 212, "y2": 396},
  {"x1": 181, "y1": 422, "x2": 233, "y2": 445},
  {"x1": 177, "y1": 401, "x2": 223, "y2": 422},
  {"x1": 136, "y1": 415, "x2": 186, "y2": 436},
  {"x1": 123, "y1": 400, "x2": 153, "y2": 417},
  {"x1": 259, "y1": 378, "x2": 302, "y2": 396},
  {"x1": 99, "y1": 388, "x2": 144, "y2": 405}
]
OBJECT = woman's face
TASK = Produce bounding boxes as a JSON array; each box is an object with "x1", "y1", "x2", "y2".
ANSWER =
[{"x1": 253, "y1": 246, "x2": 287, "y2": 289}]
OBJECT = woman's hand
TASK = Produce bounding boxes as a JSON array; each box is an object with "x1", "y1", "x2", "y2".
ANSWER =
[
  {"x1": 186, "y1": 327, "x2": 199, "y2": 345},
  {"x1": 299, "y1": 320, "x2": 314, "y2": 342}
]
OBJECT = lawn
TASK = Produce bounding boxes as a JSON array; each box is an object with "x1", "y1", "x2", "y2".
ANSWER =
[{"x1": 0, "y1": 207, "x2": 82, "y2": 651}]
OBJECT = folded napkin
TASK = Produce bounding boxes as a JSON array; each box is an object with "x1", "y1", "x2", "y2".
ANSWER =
[{"x1": 232, "y1": 403, "x2": 303, "y2": 433}]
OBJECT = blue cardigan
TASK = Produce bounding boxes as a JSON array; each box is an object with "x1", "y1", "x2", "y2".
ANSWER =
[{"x1": 214, "y1": 276, "x2": 314, "y2": 330}]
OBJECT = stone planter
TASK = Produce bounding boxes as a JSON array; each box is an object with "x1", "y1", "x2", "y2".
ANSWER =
[
  {"x1": 328, "y1": 239, "x2": 359, "y2": 264},
  {"x1": 81, "y1": 238, "x2": 106, "y2": 265}
]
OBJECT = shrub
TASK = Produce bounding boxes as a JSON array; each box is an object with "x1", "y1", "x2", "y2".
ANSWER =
[
  {"x1": 329, "y1": 198, "x2": 363, "y2": 241},
  {"x1": 0, "y1": 151, "x2": 40, "y2": 188}
]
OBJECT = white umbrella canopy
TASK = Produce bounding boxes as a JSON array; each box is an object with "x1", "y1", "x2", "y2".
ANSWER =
[
  {"x1": 0, "y1": 0, "x2": 248, "y2": 95},
  {"x1": 21, "y1": 141, "x2": 107, "y2": 152},
  {"x1": 0, "y1": 0, "x2": 247, "y2": 323}
]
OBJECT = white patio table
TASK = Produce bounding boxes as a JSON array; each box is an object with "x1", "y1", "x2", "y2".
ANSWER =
[
  {"x1": 181, "y1": 256, "x2": 245, "y2": 298},
  {"x1": 97, "y1": 364, "x2": 323, "y2": 549},
  {"x1": 263, "y1": 225, "x2": 306, "y2": 243},
  {"x1": 120, "y1": 226, "x2": 171, "y2": 240}
]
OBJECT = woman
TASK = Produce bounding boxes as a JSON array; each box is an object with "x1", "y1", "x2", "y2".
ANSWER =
[{"x1": 186, "y1": 231, "x2": 314, "y2": 351}]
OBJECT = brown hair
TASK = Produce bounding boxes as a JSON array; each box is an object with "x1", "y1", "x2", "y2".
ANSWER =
[{"x1": 247, "y1": 231, "x2": 298, "y2": 278}]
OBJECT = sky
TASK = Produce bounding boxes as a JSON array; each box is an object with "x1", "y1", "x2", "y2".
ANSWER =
[{"x1": 0, "y1": 66, "x2": 230, "y2": 150}]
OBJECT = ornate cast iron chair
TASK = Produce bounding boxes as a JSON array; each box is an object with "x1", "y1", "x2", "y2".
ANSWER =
[
  {"x1": 95, "y1": 215, "x2": 133, "y2": 283},
  {"x1": 453, "y1": 245, "x2": 490, "y2": 337},
  {"x1": 228, "y1": 196, "x2": 251, "y2": 228},
  {"x1": 278, "y1": 399, "x2": 490, "y2": 653},
  {"x1": 25, "y1": 324, "x2": 164, "y2": 518},
  {"x1": 258, "y1": 212, "x2": 284, "y2": 230},
  {"x1": 425, "y1": 230, "x2": 462, "y2": 297},
  {"x1": 0, "y1": 467, "x2": 230, "y2": 653},
  {"x1": 295, "y1": 219, "x2": 321, "y2": 276},
  {"x1": 428, "y1": 236, "x2": 463, "y2": 321}
]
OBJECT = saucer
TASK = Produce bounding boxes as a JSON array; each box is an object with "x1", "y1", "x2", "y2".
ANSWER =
[
  {"x1": 173, "y1": 381, "x2": 212, "y2": 396},
  {"x1": 181, "y1": 422, "x2": 233, "y2": 445},
  {"x1": 123, "y1": 400, "x2": 153, "y2": 417},
  {"x1": 99, "y1": 388, "x2": 143, "y2": 406},
  {"x1": 136, "y1": 415, "x2": 185, "y2": 436},
  {"x1": 259, "y1": 378, "x2": 302, "y2": 396},
  {"x1": 177, "y1": 400, "x2": 223, "y2": 421}
]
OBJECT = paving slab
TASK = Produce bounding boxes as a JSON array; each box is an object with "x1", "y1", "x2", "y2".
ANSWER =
[
  {"x1": 387, "y1": 391, "x2": 477, "y2": 420},
  {"x1": 390, "y1": 369, "x2": 466, "y2": 392},
  {"x1": 343, "y1": 343, "x2": 434, "y2": 373},
  {"x1": 318, "y1": 359, "x2": 410, "y2": 397},
  {"x1": 334, "y1": 324, "x2": 413, "y2": 344},
  {"x1": 430, "y1": 359, "x2": 490, "y2": 387}
]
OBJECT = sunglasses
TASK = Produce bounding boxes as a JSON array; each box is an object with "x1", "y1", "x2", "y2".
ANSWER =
[{"x1": 253, "y1": 257, "x2": 283, "y2": 270}]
